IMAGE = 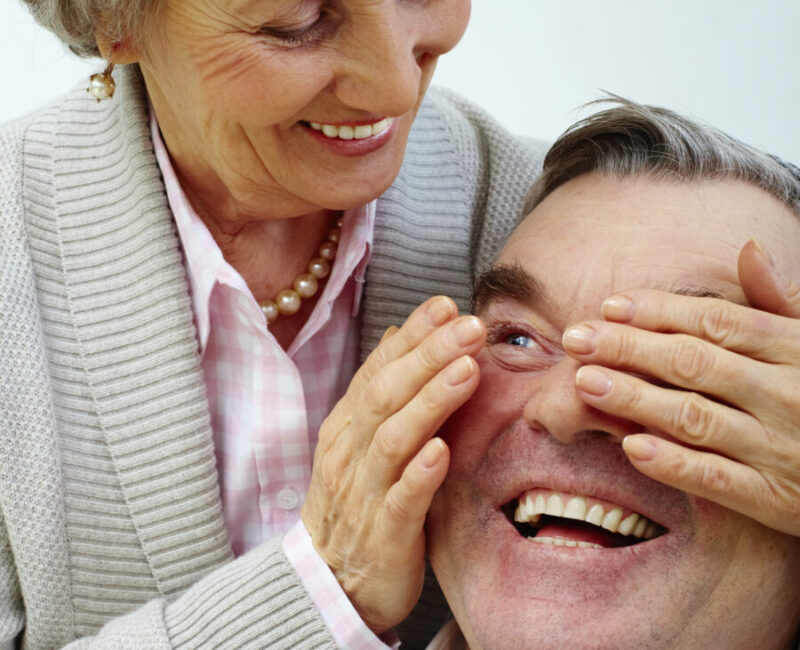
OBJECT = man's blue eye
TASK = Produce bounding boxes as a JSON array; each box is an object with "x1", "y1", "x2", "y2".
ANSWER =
[{"x1": 507, "y1": 333, "x2": 534, "y2": 347}]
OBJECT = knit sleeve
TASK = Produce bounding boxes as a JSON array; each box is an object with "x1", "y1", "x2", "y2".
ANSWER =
[
  {"x1": 0, "y1": 528, "x2": 337, "y2": 648},
  {"x1": 0, "y1": 509, "x2": 24, "y2": 644},
  {"x1": 61, "y1": 538, "x2": 337, "y2": 650}
]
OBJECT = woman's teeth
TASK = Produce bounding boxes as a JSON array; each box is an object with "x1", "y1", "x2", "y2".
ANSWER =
[
  {"x1": 309, "y1": 118, "x2": 392, "y2": 140},
  {"x1": 514, "y1": 490, "x2": 660, "y2": 540}
]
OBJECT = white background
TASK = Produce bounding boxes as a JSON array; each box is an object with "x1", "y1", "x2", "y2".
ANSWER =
[{"x1": 2, "y1": 0, "x2": 799, "y2": 162}]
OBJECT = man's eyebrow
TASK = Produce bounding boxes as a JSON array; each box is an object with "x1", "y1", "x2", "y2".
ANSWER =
[
  {"x1": 670, "y1": 285, "x2": 726, "y2": 299},
  {"x1": 471, "y1": 267, "x2": 729, "y2": 315},
  {"x1": 471, "y1": 263, "x2": 545, "y2": 314}
]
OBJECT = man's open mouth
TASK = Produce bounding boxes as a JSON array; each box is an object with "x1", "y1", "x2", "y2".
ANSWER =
[{"x1": 504, "y1": 488, "x2": 666, "y2": 548}]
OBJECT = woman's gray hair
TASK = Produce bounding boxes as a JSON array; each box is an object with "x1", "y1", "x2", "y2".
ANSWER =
[
  {"x1": 524, "y1": 95, "x2": 800, "y2": 219},
  {"x1": 19, "y1": 0, "x2": 160, "y2": 58}
]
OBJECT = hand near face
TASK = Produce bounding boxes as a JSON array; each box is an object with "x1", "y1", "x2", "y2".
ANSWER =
[
  {"x1": 562, "y1": 239, "x2": 800, "y2": 536},
  {"x1": 301, "y1": 296, "x2": 484, "y2": 633}
]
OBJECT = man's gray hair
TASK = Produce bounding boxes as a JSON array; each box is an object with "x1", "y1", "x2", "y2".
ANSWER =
[
  {"x1": 19, "y1": 0, "x2": 160, "y2": 58},
  {"x1": 524, "y1": 96, "x2": 800, "y2": 219}
]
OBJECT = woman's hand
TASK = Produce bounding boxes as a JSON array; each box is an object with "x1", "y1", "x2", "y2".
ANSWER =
[
  {"x1": 561, "y1": 239, "x2": 800, "y2": 536},
  {"x1": 301, "y1": 296, "x2": 485, "y2": 633}
]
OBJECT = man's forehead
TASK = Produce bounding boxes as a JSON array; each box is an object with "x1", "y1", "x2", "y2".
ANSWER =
[
  {"x1": 484, "y1": 177, "x2": 800, "y2": 318},
  {"x1": 507, "y1": 174, "x2": 800, "y2": 292}
]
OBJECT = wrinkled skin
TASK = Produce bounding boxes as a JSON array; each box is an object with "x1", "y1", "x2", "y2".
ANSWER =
[{"x1": 429, "y1": 174, "x2": 800, "y2": 649}]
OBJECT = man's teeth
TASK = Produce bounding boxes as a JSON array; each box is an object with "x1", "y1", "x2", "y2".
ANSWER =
[
  {"x1": 514, "y1": 491, "x2": 659, "y2": 540},
  {"x1": 309, "y1": 118, "x2": 392, "y2": 140},
  {"x1": 530, "y1": 538, "x2": 603, "y2": 549}
]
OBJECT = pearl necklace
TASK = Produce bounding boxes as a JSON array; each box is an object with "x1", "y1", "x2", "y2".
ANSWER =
[{"x1": 259, "y1": 214, "x2": 343, "y2": 324}]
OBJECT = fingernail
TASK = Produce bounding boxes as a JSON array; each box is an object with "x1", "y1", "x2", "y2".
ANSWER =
[
  {"x1": 453, "y1": 316, "x2": 483, "y2": 346},
  {"x1": 601, "y1": 295, "x2": 635, "y2": 322},
  {"x1": 427, "y1": 296, "x2": 454, "y2": 326},
  {"x1": 575, "y1": 366, "x2": 612, "y2": 396},
  {"x1": 750, "y1": 239, "x2": 794, "y2": 291},
  {"x1": 750, "y1": 238, "x2": 775, "y2": 269},
  {"x1": 421, "y1": 438, "x2": 445, "y2": 468},
  {"x1": 622, "y1": 435, "x2": 658, "y2": 461},
  {"x1": 446, "y1": 356, "x2": 476, "y2": 385},
  {"x1": 562, "y1": 324, "x2": 596, "y2": 354},
  {"x1": 380, "y1": 326, "x2": 398, "y2": 342}
]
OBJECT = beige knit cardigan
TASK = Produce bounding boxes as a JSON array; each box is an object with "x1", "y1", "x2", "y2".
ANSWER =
[{"x1": 0, "y1": 65, "x2": 545, "y2": 649}]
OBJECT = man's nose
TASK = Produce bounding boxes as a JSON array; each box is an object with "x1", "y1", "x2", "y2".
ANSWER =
[{"x1": 522, "y1": 358, "x2": 637, "y2": 444}]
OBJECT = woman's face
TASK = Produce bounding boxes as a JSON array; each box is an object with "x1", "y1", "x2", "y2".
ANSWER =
[{"x1": 138, "y1": 0, "x2": 471, "y2": 221}]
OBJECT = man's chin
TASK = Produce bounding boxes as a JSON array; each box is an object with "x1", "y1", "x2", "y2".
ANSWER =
[{"x1": 455, "y1": 603, "x2": 664, "y2": 650}]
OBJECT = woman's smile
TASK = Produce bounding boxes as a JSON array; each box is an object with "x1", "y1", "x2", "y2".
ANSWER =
[
  {"x1": 302, "y1": 117, "x2": 396, "y2": 155},
  {"x1": 307, "y1": 117, "x2": 393, "y2": 140}
]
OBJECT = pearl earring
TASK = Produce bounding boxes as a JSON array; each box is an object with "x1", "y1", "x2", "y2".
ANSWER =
[{"x1": 87, "y1": 62, "x2": 116, "y2": 102}]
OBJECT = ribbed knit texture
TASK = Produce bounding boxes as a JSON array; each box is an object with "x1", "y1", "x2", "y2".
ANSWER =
[{"x1": 0, "y1": 65, "x2": 546, "y2": 648}]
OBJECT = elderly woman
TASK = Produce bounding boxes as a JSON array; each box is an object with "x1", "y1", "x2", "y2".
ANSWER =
[{"x1": 2, "y1": 1, "x2": 800, "y2": 649}]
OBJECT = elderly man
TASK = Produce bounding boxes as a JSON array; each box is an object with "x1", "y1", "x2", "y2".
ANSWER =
[{"x1": 426, "y1": 101, "x2": 800, "y2": 649}]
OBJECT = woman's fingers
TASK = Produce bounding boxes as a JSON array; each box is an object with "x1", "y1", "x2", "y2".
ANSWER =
[
  {"x1": 356, "y1": 295, "x2": 458, "y2": 383},
  {"x1": 342, "y1": 315, "x2": 485, "y2": 452},
  {"x1": 738, "y1": 238, "x2": 800, "y2": 317},
  {"x1": 303, "y1": 298, "x2": 486, "y2": 633},
  {"x1": 622, "y1": 433, "x2": 800, "y2": 537},
  {"x1": 597, "y1": 290, "x2": 800, "y2": 362},
  {"x1": 381, "y1": 438, "x2": 450, "y2": 548},
  {"x1": 574, "y1": 365, "x2": 767, "y2": 464},
  {"x1": 364, "y1": 316, "x2": 484, "y2": 415},
  {"x1": 317, "y1": 296, "x2": 459, "y2": 454},
  {"x1": 365, "y1": 355, "x2": 479, "y2": 490},
  {"x1": 563, "y1": 321, "x2": 776, "y2": 412}
]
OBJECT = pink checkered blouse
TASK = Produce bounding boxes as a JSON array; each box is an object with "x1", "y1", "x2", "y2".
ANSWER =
[{"x1": 151, "y1": 110, "x2": 395, "y2": 649}]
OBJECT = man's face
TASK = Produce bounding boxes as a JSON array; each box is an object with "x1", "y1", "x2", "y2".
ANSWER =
[{"x1": 428, "y1": 173, "x2": 800, "y2": 649}]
